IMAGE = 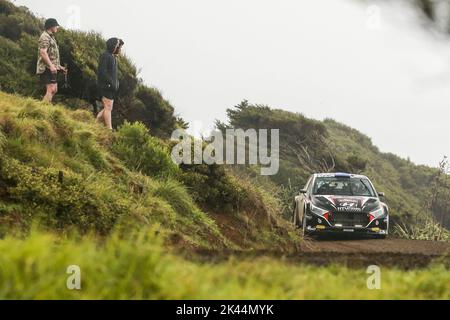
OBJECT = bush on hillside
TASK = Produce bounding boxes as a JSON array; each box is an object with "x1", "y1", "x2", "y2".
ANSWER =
[
  {"x1": 219, "y1": 101, "x2": 450, "y2": 230},
  {"x1": 218, "y1": 100, "x2": 333, "y2": 184},
  {"x1": 129, "y1": 86, "x2": 180, "y2": 138},
  {"x1": 180, "y1": 163, "x2": 249, "y2": 214},
  {"x1": 346, "y1": 154, "x2": 368, "y2": 173},
  {"x1": 112, "y1": 122, "x2": 179, "y2": 178},
  {"x1": 0, "y1": 93, "x2": 228, "y2": 246},
  {"x1": 0, "y1": 158, "x2": 130, "y2": 234}
]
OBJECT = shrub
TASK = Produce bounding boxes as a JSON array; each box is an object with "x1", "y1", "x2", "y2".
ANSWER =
[
  {"x1": 180, "y1": 163, "x2": 248, "y2": 213},
  {"x1": 130, "y1": 86, "x2": 178, "y2": 138},
  {"x1": 346, "y1": 154, "x2": 368, "y2": 173},
  {"x1": 153, "y1": 179, "x2": 197, "y2": 217},
  {"x1": 0, "y1": 158, "x2": 129, "y2": 234},
  {"x1": 112, "y1": 122, "x2": 179, "y2": 178}
]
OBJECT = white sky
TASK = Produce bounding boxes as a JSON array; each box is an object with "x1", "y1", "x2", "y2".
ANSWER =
[{"x1": 13, "y1": 0, "x2": 450, "y2": 167}]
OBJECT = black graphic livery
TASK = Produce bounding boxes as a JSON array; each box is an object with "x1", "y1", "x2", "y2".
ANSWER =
[{"x1": 292, "y1": 173, "x2": 389, "y2": 238}]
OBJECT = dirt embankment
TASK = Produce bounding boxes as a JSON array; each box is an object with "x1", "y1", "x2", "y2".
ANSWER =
[{"x1": 188, "y1": 237, "x2": 450, "y2": 269}]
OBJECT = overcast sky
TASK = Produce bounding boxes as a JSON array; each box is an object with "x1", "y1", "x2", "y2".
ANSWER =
[{"x1": 14, "y1": 0, "x2": 450, "y2": 167}]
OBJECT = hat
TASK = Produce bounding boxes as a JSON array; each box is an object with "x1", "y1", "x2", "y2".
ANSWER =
[{"x1": 44, "y1": 18, "x2": 60, "y2": 30}]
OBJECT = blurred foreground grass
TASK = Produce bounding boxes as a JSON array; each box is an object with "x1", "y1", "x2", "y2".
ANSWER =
[{"x1": 0, "y1": 229, "x2": 448, "y2": 300}]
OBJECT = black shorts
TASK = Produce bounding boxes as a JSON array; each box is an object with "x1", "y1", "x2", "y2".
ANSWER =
[
  {"x1": 39, "y1": 68, "x2": 58, "y2": 85},
  {"x1": 99, "y1": 88, "x2": 117, "y2": 100}
]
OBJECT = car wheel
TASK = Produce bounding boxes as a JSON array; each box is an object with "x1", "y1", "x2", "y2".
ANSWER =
[{"x1": 302, "y1": 212, "x2": 308, "y2": 237}]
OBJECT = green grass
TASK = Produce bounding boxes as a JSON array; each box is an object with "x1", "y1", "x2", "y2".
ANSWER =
[
  {"x1": 0, "y1": 92, "x2": 299, "y2": 249},
  {"x1": 0, "y1": 92, "x2": 223, "y2": 246},
  {"x1": 0, "y1": 230, "x2": 448, "y2": 300},
  {"x1": 394, "y1": 215, "x2": 450, "y2": 241}
]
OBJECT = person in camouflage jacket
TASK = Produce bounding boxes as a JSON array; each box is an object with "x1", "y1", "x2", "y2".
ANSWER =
[{"x1": 37, "y1": 18, "x2": 67, "y2": 103}]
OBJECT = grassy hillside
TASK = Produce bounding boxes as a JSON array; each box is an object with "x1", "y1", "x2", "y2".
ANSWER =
[
  {"x1": 325, "y1": 120, "x2": 433, "y2": 221},
  {"x1": 0, "y1": 0, "x2": 301, "y2": 249},
  {"x1": 0, "y1": 0, "x2": 448, "y2": 300},
  {"x1": 218, "y1": 101, "x2": 450, "y2": 237},
  {"x1": 1, "y1": 0, "x2": 448, "y2": 238},
  {"x1": 0, "y1": 0, "x2": 184, "y2": 137},
  {"x1": 0, "y1": 92, "x2": 299, "y2": 250}
]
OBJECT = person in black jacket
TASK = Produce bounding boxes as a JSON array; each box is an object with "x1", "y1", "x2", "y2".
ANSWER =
[{"x1": 96, "y1": 38, "x2": 124, "y2": 130}]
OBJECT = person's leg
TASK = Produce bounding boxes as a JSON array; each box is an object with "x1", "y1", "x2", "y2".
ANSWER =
[
  {"x1": 101, "y1": 96, "x2": 114, "y2": 130},
  {"x1": 96, "y1": 108, "x2": 105, "y2": 122},
  {"x1": 43, "y1": 83, "x2": 57, "y2": 103}
]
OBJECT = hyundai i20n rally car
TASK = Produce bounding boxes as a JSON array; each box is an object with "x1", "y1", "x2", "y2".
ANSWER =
[{"x1": 292, "y1": 173, "x2": 389, "y2": 238}]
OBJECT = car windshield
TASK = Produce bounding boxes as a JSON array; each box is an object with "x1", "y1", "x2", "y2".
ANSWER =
[{"x1": 312, "y1": 177, "x2": 376, "y2": 197}]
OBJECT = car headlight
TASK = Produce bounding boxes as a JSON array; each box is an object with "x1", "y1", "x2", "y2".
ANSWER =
[
  {"x1": 370, "y1": 207, "x2": 385, "y2": 219},
  {"x1": 310, "y1": 203, "x2": 328, "y2": 216}
]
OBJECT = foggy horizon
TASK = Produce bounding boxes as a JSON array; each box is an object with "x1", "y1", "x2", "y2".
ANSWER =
[{"x1": 14, "y1": 0, "x2": 450, "y2": 168}]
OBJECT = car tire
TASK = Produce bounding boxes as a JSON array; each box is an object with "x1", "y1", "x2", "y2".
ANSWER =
[{"x1": 302, "y1": 212, "x2": 308, "y2": 237}]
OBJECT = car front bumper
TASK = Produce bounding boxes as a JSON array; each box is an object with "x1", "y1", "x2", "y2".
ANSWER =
[{"x1": 305, "y1": 213, "x2": 389, "y2": 235}]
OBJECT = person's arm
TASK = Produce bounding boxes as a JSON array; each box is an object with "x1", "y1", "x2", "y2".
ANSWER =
[
  {"x1": 98, "y1": 54, "x2": 114, "y2": 88},
  {"x1": 39, "y1": 48, "x2": 58, "y2": 74}
]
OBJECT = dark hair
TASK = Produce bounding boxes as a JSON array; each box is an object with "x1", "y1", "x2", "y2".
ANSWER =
[{"x1": 106, "y1": 38, "x2": 125, "y2": 54}]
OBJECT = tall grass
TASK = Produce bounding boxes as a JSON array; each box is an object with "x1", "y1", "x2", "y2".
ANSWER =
[
  {"x1": 394, "y1": 157, "x2": 450, "y2": 241},
  {"x1": 0, "y1": 93, "x2": 224, "y2": 246},
  {"x1": 0, "y1": 92, "x2": 299, "y2": 249},
  {"x1": 0, "y1": 230, "x2": 448, "y2": 300},
  {"x1": 394, "y1": 216, "x2": 450, "y2": 241}
]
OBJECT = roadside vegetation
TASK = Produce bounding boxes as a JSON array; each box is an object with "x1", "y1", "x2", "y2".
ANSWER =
[
  {"x1": 394, "y1": 157, "x2": 450, "y2": 241},
  {"x1": 0, "y1": 0, "x2": 448, "y2": 300},
  {"x1": 0, "y1": 0, "x2": 184, "y2": 137},
  {"x1": 0, "y1": 229, "x2": 449, "y2": 300},
  {"x1": 0, "y1": 92, "x2": 298, "y2": 250},
  {"x1": 1, "y1": 0, "x2": 448, "y2": 241},
  {"x1": 218, "y1": 101, "x2": 450, "y2": 240}
]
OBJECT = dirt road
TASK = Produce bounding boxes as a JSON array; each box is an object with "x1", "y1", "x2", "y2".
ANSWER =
[
  {"x1": 301, "y1": 237, "x2": 449, "y2": 255},
  {"x1": 192, "y1": 237, "x2": 450, "y2": 269},
  {"x1": 296, "y1": 237, "x2": 450, "y2": 269}
]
